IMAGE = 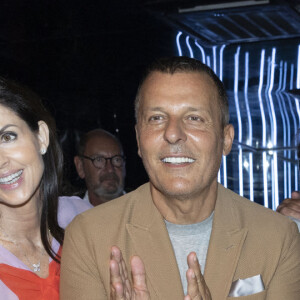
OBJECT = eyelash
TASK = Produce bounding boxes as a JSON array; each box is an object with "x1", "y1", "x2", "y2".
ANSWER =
[
  {"x1": 148, "y1": 115, "x2": 164, "y2": 122},
  {"x1": 187, "y1": 116, "x2": 205, "y2": 122},
  {"x1": 1, "y1": 132, "x2": 17, "y2": 142},
  {"x1": 147, "y1": 115, "x2": 205, "y2": 123}
]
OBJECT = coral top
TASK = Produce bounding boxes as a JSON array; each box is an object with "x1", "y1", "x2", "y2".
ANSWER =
[
  {"x1": 0, "y1": 196, "x2": 92, "y2": 300},
  {"x1": 0, "y1": 247, "x2": 61, "y2": 300}
]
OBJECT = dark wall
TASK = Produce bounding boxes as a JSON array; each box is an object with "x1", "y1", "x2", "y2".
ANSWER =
[{"x1": 0, "y1": 1, "x2": 178, "y2": 192}]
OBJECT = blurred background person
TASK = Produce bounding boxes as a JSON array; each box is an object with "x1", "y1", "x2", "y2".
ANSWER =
[
  {"x1": 74, "y1": 129, "x2": 126, "y2": 206},
  {"x1": 277, "y1": 191, "x2": 300, "y2": 224},
  {"x1": 0, "y1": 77, "x2": 91, "y2": 300},
  {"x1": 277, "y1": 134, "x2": 300, "y2": 230}
]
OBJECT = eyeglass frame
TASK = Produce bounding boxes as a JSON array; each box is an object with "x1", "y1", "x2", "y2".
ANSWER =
[{"x1": 79, "y1": 154, "x2": 126, "y2": 169}]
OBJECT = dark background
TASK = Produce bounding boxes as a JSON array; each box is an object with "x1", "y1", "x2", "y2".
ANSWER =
[
  {"x1": 0, "y1": 1, "x2": 179, "y2": 191},
  {"x1": 0, "y1": 0, "x2": 299, "y2": 193}
]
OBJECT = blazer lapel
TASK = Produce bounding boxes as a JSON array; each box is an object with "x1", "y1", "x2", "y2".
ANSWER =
[
  {"x1": 204, "y1": 184, "x2": 248, "y2": 300},
  {"x1": 126, "y1": 184, "x2": 184, "y2": 299}
]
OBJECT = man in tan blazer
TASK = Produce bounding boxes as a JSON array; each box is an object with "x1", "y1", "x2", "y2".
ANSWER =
[{"x1": 61, "y1": 57, "x2": 300, "y2": 300}]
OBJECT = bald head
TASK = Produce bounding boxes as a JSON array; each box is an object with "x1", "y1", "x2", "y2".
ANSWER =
[
  {"x1": 74, "y1": 129, "x2": 126, "y2": 206},
  {"x1": 77, "y1": 129, "x2": 123, "y2": 157}
]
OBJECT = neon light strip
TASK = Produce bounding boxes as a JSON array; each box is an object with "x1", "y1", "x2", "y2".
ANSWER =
[
  {"x1": 213, "y1": 46, "x2": 217, "y2": 74},
  {"x1": 264, "y1": 52, "x2": 273, "y2": 208},
  {"x1": 265, "y1": 55, "x2": 273, "y2": 144},
  {"x1": 282, "y1": 63, "x2": 292, "y2": 196},
  {"x1": 282, "y1": 62, "x2": 289, "y2": 197},
  {"x1": 291, "y1": 62, "x2": 300, "y2": 126},
  {"x1": 287, "y1": 93, "x2": 298, "y2": 192},
  {"x1": 213, "y1": 45, "x2": 220, "y2": 184},
  {"x1": 213, "y1": 45, "x2": 221, "y2": 180},
  {"x1": 297, "y1": 45, "x2": 300, "y2": 89},
  {"x1": 276, "y1": 61, "x2": 287, "y2": 199},
  {"x1": 219, "y1": 45, "x2": 226, "y2": 80},
  {"x1": 291, "y1": 60, "x2": 300, "y2": 191},
  {"x1": 244, "y1": 52, "x2": 253, "y2": 200},
  {"x1": 176, "y1": 31, "x2": 183, "y2": 56},
  {"x1": 258, "y1": 50, "x2": 268, "y2": 207},
  {"x1": 263, "y1": 53, "x2": 272, "y2": 207},
  {"x1": 290, "y1": 63, "x2": 294, "y2": 90},
  {"x1": 206, "y1": 56, "x2": 211, "y2": 67},
  {"x1": 186, "y1": 36, "x2": 194, "y2": 58},
  {"x1": 220, "y1": 44, "x2": 228, "y2": 188},
  {"x1": 289, "y1": 59, "x2": 300, "y2": 190},
  {"x1": 268, "y1": 48, "x2": 278, "y2": 210},
  {"x1": 195, "y1": 41, "x2": 206, "y2": 63},
  {"x1": 287, "y1": 87, "x2": 298, "y2": 195},
  {"x1": 292, "y1": 60, "x2": 300, "y2": 125},
  {"x1": 234, "y1": 46, "x2": 243, "y2": 196},
  {"x1": 268, "y1": 49, "x2": 277, "y2": 146},
  {"x1": 287, "y1": 63, "x2": 296, "y2": 195}
]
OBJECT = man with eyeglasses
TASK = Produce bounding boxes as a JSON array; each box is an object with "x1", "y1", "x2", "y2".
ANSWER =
[{"x1": 74, "y1": 129, "x2": 126, "y2": 206}]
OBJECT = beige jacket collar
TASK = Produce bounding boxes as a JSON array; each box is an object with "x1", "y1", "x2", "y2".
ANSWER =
[{"x1": 126, "y1": 183, "x2": 247, "y2": 299}]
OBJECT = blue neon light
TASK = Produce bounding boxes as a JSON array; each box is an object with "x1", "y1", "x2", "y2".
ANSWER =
[
  {"x1": 297, "y1": 45, "x2": 300, "y2": 89},
  {"x1": 244, "y1": 52, "x2": 254, "y2": 201},
  {"x1": 186, "y1": 36, "x2": 194, "y2": 58},
  {"x1": 212, "y1": 46, "x2": 217, "y2": 74},
  {"x1": 176, "y1": 31, "x2": 183, "y2": 56},
  {"x1": 220, "y1": 44, "x2": 227, "y2": 187},
  {"x1": 234, "y1": 46, "x2": 243, "y2": 196},
  {"x1": 276, "y1": 61, "x2": 288, "y2": 198},
  {"x1": 195, "y1": 41, "x2": 206, "y2": 63},
  {"x1": 258, "y1": 50, "x2": 269, "y2": 207},
  {"x1": 267, "y1": 48, "x2": 279, "y2": 209}
]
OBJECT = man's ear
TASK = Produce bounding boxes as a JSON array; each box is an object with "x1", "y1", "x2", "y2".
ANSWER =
[
  {"x1": 37, "y1": 121, "x2": 50, "y2": 153},
  {"x1": 135, "y1": 124, "x2": 142, "y2": 158},
  {"x1": 223, "y1": 124, "x2": 234, "y2": 156},
  {"x1": 74, "y1": 156, "x2": 86, "y2": 179}
]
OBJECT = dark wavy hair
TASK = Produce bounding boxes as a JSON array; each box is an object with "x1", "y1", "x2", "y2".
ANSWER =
[{"x1": 0, "y1": 77, "x2": 64, "y2": 262}]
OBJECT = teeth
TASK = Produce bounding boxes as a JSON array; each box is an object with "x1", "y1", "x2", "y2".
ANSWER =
[
  {"x1": 162, "y1": 157, "x2": 195, "y2": 164},
  {"x1": 0, "y1": 170, "x2": 23, "y2": 184}
]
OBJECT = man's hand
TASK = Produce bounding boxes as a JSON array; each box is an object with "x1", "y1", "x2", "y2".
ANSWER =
[
  {"x1": 277, "y1": 191, "x2": 300, "y2": 220},
  {"x1": 110, "y1": 247, "x2": 211, "y2": 300},
  {"x1": 110, "y1": 246, "x2": 150, "y2": 300},
  {"x1": 184, "y1": 252, "x2": 212, "y2": 300}
]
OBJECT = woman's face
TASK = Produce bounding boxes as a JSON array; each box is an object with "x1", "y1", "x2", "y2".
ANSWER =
[{"x1": 0, "y1": 104, "x2": 49, "y2": 206}]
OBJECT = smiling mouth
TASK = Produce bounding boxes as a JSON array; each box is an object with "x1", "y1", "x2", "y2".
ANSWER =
[
  {"x1": 161, "y1": 157, "x2": 195, "y2": 164},
  {"x1": 0, "y1": 170, "x2": 23, "y2": 184}
]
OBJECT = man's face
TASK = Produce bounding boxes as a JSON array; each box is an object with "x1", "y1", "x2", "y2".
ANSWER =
[
  {"x1": 80, "y1": 135, "x2": 125, "y2": 200},
  {"x1": 135, "y1": 71, "x2": 234, "y2": 200}
]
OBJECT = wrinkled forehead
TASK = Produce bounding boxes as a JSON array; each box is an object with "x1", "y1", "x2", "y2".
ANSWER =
[{"x1": 138, "y1": 71, "x2": 219, "y2": 110}]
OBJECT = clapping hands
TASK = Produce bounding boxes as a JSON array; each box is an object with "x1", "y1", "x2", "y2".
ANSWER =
[{"x1": 110, "y1": 246, "x2": 211, "y2": 300}]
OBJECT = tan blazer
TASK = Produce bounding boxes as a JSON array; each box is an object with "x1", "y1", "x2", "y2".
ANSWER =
[{"x1": 61, "y1": 183, "x2": 300, "y2": 300}]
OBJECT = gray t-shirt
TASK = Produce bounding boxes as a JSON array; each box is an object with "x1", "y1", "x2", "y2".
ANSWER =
[{"x1": 165, "y1": 212, "x2": 213, "y2": 295}]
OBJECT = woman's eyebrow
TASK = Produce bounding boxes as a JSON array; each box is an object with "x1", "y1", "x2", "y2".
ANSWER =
[{"x1": 0, "y1": 124, "x2": 17, "y2": 135}]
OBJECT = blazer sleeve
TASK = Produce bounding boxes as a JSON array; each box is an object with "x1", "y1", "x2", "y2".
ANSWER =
[
  {"x1": 60, "y1": 214, "x2": 108, "y2": 300},
  {"x1": 266, "y1": 222, "x2": 300, "y2": 299}
]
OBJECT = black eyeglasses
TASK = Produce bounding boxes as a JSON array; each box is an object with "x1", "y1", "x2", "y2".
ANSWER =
[{"x1": 80, "y1": 155, "x2": 125, "y2": 169}]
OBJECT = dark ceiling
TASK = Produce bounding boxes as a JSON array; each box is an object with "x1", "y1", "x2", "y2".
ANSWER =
[{"x1": 0, "y1": 0, "x2": 299, "y2": 190}]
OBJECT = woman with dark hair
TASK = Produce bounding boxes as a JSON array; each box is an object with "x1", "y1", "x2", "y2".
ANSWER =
[{"x1": 0, "y1": 77, "x2": 92, "y2": 299}]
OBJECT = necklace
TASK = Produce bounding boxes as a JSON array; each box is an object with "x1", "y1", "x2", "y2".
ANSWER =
[
  {"x1": 32, "y1": 262, "x2": 41, "y2": 272},
  {"x1": 0, "y1": 231, "x2": 48, "y2": 273},
  {"x1": 23, "y1": 251, "x2": 42, "y2": 272}
]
